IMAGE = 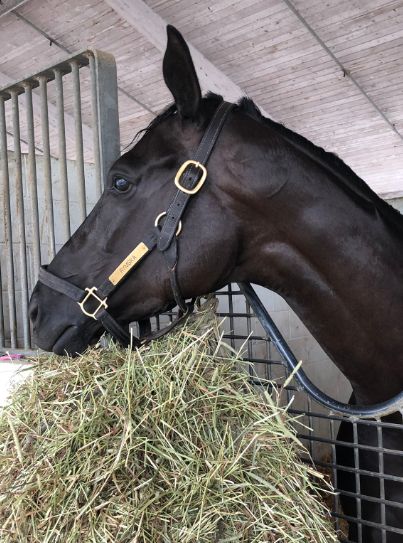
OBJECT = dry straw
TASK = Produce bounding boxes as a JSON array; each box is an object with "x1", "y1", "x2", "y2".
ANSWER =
[{"x1": 0, "y1": 301, "x2": 337, "y2": 542}]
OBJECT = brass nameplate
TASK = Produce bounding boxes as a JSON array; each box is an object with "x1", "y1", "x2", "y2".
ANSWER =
[{"x1": 109, "y1": 242, "x2": 149, "y2": 286}]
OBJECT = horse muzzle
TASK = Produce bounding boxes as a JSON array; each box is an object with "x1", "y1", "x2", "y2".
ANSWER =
[{"x1": 29, "y1": 287, "x2": 103, "y2": 355}]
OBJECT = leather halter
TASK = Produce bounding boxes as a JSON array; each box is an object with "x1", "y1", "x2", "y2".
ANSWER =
[{"x1": 38, "y1": 101, "x2": 234, "y2": 348}]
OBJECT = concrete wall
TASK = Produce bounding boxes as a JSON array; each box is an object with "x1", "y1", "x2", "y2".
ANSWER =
[{"x1": 387, "y1": 197, "x2": 403, "y2": 213}]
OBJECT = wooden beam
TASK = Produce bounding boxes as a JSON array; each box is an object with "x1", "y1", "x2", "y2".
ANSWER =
[
  {"x1": 104, "y1": 0, "x2": 248, "y2": 103},
  {"x1": 0, "y1": 0, "x2": 30, "y2": 19}
]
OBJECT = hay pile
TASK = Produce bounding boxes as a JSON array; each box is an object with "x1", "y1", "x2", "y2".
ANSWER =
[{"x1": 0, "y1": 303, "x2": 337, "y2": 542}]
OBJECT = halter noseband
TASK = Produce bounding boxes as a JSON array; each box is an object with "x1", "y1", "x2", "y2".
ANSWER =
[{"x1": 38, "y1": 101, "x2": 234, "y2": 348}]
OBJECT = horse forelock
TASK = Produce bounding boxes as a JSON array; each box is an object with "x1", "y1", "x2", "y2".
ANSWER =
[{"x1": 125, "y1": 93, "x2": 225, "y2": 152}]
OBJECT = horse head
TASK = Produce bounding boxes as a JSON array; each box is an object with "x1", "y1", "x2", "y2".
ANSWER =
[
  {"x1": 29, "y1": 26, "x2": 403, "y2": 401},
  {"x1": 29, "y1": 26, "x2": 246, "y2": 355}
]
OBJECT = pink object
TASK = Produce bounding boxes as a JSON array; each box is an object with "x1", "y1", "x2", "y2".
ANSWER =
[{"x1": 0, "y1": 354, "x2": 25, "y2": 361}]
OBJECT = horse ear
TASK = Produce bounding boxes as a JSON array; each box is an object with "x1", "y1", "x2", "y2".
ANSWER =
[{"x1": 163, "y1": 25, "x2": 201, "y2": 119}]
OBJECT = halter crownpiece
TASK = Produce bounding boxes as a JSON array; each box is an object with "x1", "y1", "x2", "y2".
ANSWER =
[{"x1": 38, "y1": 101, "x2": 235, "y2": 348}]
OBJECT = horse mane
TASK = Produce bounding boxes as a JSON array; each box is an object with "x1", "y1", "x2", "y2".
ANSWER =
[
  {"x1": 237, "y1": 96, "x2": 403, "y2": 236},
  {"x1": 128, "y1": 93, "x2": 402, "y2": 235}
]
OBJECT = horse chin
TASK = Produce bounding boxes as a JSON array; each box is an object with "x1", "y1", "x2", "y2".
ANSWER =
[
  {"x1": 53, "y1": 325, "x2": 102, "y2": 356},
  {"x1": 36, "y1": 301, "x2": 176, "y2": 356},
  {"x1": 44, "y1": 323, "x2": 102, "y2": 357}
]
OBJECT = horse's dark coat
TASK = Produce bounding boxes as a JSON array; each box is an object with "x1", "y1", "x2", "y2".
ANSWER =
[{"x1": 29, "y1": 25, "x2": 403, "y2": 541}]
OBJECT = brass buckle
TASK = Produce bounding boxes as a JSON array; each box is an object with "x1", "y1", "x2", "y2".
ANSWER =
[
  {"x1": 174, "y1": 160, "x2": 207, "y2": 195},
  {"x1": 77, "y1": 287, "x2": 108, "y2": 320},
  {"x1": 154, "y1": 212, "x2": 182, "y2": 236}
]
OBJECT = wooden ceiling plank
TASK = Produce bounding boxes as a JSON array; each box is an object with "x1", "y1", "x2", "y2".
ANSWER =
[
  {"x1": 282, "y1": 0, "x2": 403, "y2": 144},
  {"x1": 0, "y1": 0, "x2": 30, "y2": 19},
  {"x1": 104, "y1": 0, "x2": 249, "y2": 103}
]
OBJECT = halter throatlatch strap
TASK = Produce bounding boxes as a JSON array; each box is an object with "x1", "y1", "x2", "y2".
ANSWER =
[{"x1": 37, "y1": 101, "x2": 234, "y2": 349}]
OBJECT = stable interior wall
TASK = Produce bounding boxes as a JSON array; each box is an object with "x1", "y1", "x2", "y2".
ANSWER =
[
  {"x1": 0, "y1": 153, "x2": 97, "y2": 348},
  {"x1": 387, "y1": 197, "x2": 403, "y2": 213}
]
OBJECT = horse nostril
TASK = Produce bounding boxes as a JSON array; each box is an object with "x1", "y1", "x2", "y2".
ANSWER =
[{"x1": 29, "y1": 301, "x2": 39, "y2": 325}]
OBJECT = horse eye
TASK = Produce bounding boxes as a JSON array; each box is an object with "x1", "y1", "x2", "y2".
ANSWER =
[{"x1": 113, "y1": 177, "x2": 131, "y2": 192}]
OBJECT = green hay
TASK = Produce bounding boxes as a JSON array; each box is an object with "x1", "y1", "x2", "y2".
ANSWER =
[{"x1": 0, "y1": 303, "x2": 337, "y2": 542}]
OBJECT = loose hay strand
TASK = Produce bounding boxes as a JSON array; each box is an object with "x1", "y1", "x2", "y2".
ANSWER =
[{"x1": 0, "y1": 305, "x2": 337, "y2": 542}]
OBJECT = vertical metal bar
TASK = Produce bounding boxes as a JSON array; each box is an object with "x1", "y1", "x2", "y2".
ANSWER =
[
  {"x1": 11, "y1": 90, "x2": 30, "y2": 349},
  {"x1": 353, "y1": 422, "x2": 363, "y2": 543},
  {"x1": 89, "y1": 55, "x2": 102, "y2": 201},
  {"x1": 330, "y1": 418, "x2": 341, "y2": 534},
  {"x1": 90, "y1": 50, "x2": 120, "y2": 184},
  {"x1": 24, "y1": 83, "x2": 41, "y2": 284},
  {"x1": 0, "y1": 97, "x2": 4, "y2": 349},
  {"x1": 54, "y1": 69, "x2": 70, "y2": 243},
  {"x1": 265, "y1": 336, "x2": 272, "y2": 381},
  {"x1": 245, "y1": 296, "x2": 253, "y2": 380},
  {"x1": 377, "y1": 424, "x2": 387, "y2": 543},
  {"x1": 71, "y1": 60, "x2": 86, "y2": 222},
  {"x1": 38, "y1": 76, "x2": 55, "y2": 259},
  {"x1": 228, "y1": 284, "x2": 235, "y2": 350},
  {"x1": 0, "y1": 96, "x2": 17, "y2": 347},
  {"x1": 0, "y1": 103, "x2": 6, "y2": 348},
  {"x1": 307, "y1": 395, "x2": 314, "y2": 458}
]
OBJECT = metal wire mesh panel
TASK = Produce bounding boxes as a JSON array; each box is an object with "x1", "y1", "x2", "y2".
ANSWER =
[
  {"x1": 0, "y1": 50, "x2": 119, "y2": 350},
  {"x1": 152, "y1": 284, "x2": 403, "y2": 542},
  {"x1": 220, "y1": 285, "x2": 403, "y2": 543}
]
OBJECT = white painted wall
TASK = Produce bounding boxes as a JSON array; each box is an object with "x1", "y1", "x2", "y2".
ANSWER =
[
  {"x1": 387, "y1": 197, "x2": 403, "y2": 214},
  {"x1": 0, "y1": 360, "x2": 32, "y2": 407}
]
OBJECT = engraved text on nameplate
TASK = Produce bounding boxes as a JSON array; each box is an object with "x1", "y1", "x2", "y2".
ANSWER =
[{"x1": 108, "y1": 242, "x2": 149, "y2": 285}]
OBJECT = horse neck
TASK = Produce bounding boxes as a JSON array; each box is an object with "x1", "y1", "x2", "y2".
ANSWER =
[{"x1": 230, "y1": 119, "x2": 403, "y2": 403}]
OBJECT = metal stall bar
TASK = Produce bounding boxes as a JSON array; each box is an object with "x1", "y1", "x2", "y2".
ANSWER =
[
  {"x1": 89, "y1": 50, "x2": 120, "y2": 191},
  {"x1": 0, "y1": 96, "x2": 17, "y2": 348},
  {"x1": 11, "y1": 90, "x2": 30, "y2": 348},
  {"x1": 0, "y1": 50, "x2": 120, "y2": 350},
  {"x1": 54, "y1": 68, "x2": 71, "y2": 242},
  {"x1": 24, "y1": 82, "x2": 41, "y2": 286},
  {"x1": 38, "y1": 76, "x2": 55, "y2": 259},
  {"x1": 353, "y1": 424, "x2": 362, "y2": 542},
  {"x1": 89, "y1": 55, "x2": 102, "y2": 201},
  {"x1": 377, "y1": 425, "x2": 387, "y2": 543},
  {"x1": 71, "y1": 60, "x2": 87, "y2": 223},
  {"x1": 0, "y1": 99, "x2": 6, "y2": 348}
]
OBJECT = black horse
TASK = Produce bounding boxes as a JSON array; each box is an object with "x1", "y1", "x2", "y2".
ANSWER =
[{"x1": 29, "y1": 26, "x2": 402, "y2": 541}]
